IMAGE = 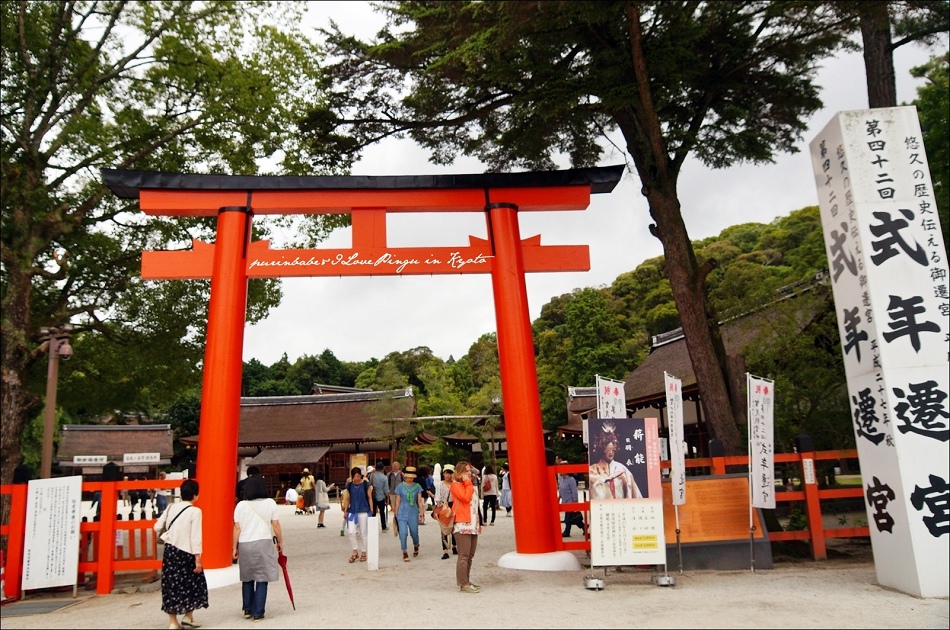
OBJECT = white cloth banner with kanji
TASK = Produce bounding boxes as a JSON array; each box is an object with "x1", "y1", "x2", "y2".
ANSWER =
[
  {"x1": 596, "y1": 375, "x2": 626, "y2": 419},
  {"x1": 664, "y1": 372, "x2": 686, "y2": 506},
  {"x1": 747, "y1": 374, "x2": 775, "y2": 509}
]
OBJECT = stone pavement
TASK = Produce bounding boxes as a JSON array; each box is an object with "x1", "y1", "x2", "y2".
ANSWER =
[{"x1": 1, "y1": 501, "x2": 947, "y2": 629}]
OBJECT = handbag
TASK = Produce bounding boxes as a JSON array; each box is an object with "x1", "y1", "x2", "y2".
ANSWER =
[
  {"x1": 482, "y1": 478, "x2": 491, "y2": 493},
  {"x1": 317, "y1": 489, "x2": 331, "y2": 510},
  {"x1": 156, "y1": 505, "x2": 190, "y2": 544},
  {"x1": 433, "y1": 502, "x2": 455, "y2": 535}
]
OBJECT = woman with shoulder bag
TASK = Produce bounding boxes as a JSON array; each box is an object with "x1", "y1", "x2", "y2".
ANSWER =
[
  {"x1": 154, "y1": 479, "x2": 207, "y2": 629},
  {"x1": 434, "y1": 465, "x2": 457, "y2": 559},
  {"x1": 233, "y1": 475, "x2": 284, "y2": 621},
  {"x1": 450, "y1": 461, "x2": 482, "y2": 593}
]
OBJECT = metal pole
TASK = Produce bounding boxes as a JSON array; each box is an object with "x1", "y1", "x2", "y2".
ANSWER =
[{"x1": 40, "y1": 333, "x2": 61, "y2": 479}]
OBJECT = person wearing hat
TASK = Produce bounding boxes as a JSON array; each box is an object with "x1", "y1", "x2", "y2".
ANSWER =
[
  {"x1": 434, "y1": 465, "x2": 457, "y2": 559},
  {"x1": 299, "y1": 468, "x2": 316, "y2": 514},
  {"x1": 391, "y1": 466, "x2": 426, "y2": 562}
]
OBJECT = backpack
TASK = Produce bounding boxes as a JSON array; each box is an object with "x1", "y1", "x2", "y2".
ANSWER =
[{"x1": 483, "y1": 477, "x2": 491, "y2": 493}]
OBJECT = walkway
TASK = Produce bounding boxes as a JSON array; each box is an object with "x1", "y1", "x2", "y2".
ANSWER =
[{"x1": 1, "y1": 502, "x2": 946, "y2": 629}]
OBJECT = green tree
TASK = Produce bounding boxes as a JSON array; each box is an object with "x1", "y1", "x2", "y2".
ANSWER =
[
  {"x1": 0, "y1": 1, "x2": 342, "y2": 484},
  {"x1": 309, "y1": 1, "x2": 853, "y2": 453},
  {"x1": 832, "y1": 1, "x2": 949, "y2": 107},
  {"x1": 911, "y1": 53, "x2": 950, "y2": 254}
]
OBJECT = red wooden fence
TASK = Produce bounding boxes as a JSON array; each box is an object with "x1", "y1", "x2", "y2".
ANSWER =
[
  {"x1": 2, "y1": 449, "x2": 867, "y2": 599},
  {"x1": 550, "y1": 448, "x2": 869, "y2": 559}
]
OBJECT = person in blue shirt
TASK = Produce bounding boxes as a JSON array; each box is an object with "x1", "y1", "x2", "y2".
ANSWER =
[
  {"x1": 391, "y1": 466, "x2": 426, "y2": 562},
  {"x1": 341, "y1": 467, "x2": 374, "y2": 563}
]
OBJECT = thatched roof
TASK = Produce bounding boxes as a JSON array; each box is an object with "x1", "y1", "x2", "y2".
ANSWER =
[
  {"x1": 562, "y1": 285, "x2": 831, "y2": 427},
  {"x1": 182, "y1": 388, "x2": 416, "y2": 448},
  {"x1": 57, "y1": 424, "x2": 174, "y2": 465},
  {"x1": 248, "y1": 446, "x2": 330, "y2": 467},
  {"x1": 624, "y1": 289, "x2": 829, "y2": 407}
]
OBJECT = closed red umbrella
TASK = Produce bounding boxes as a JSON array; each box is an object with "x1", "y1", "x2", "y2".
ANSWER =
[{"x1": 277, "y1": 549, "x2": 295, "y2": 610}]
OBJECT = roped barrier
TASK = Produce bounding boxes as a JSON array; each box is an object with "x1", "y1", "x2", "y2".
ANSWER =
[
  {"x1": 551, "y1": 448, "x2": 869, "y2": 560},
  {"x1": 1, "y1": 478, "x2": 182, "y2": 600}
]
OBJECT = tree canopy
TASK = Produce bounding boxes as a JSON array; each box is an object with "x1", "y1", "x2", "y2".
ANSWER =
[
  {"x1": 307, "y1": 0, "x2": 854, "y2": 453},
  {"x1": 0, "y1": 0, "x2": 344, "y2": 484}
]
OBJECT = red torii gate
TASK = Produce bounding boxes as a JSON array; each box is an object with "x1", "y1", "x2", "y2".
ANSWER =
[{"x1": 103, "y1": 166, "x2": 623, "y2": 571}]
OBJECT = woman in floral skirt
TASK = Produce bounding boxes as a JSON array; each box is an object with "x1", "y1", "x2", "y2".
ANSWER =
[{"x1": 154, "y1": 478, "x2": 207, "y2": 629}]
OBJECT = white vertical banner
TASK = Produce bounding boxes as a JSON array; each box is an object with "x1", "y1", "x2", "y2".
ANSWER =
[
  {"x1": 747, "y1": 374, "x2": 775, "y2": 509},
  {"x1": 811, "y1": 107, "x2": 949, "y2": 598},
  {"x1": 664, "y1": 372, "x2": 686, "y2": 506},
  {"x1": 595, "y1": 375, "x2": 626, "y2": 419},
  {"x1": 22, "y1": 476, "x2": 83, "y2": 590}
]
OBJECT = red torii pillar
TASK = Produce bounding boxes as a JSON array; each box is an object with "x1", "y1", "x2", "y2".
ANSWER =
[{"x1": 103, "y1": 166, "x2": 623, "y2": 571}]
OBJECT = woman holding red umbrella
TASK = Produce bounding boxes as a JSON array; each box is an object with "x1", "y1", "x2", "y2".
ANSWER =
[{"x1": 233, "y1": 475, "x2": 284, "y2": 621}]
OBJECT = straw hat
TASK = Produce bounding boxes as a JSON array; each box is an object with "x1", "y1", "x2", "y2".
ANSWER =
[
  {"x1": 302, "y1": 468, "x2": 310, "y2": 474},
  {"x1": 404, "y1": 466, "x2": 417, "y2": 480}
]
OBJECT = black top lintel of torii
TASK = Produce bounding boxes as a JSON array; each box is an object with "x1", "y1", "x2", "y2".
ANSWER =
[{"x1": 101, "y1": 165, "x2": 625, "y2": 199}]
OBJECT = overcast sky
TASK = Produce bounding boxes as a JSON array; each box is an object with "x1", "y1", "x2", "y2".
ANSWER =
[{"x1": 241, "y1": 2, "x2": 938, "y2": 366}]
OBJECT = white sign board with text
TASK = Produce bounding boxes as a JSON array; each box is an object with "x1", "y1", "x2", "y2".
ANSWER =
[
  {"x1": 811, "y1": 106, "x2": 949, "y2": 598},
  {"x1": 22, "y1": 476, "x2": 83, "y2": 590}
]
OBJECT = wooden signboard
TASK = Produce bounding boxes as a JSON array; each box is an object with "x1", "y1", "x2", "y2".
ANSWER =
[{"x1": 661, "y1": 475, "x2": 766, "y2": 543}]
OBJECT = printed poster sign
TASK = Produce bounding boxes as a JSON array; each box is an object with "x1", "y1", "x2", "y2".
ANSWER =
[
  {"x1": 588, "y1": 417, "x2": 666, "y2": 566},
  {"x1": 22, "y1": 476, "x2": 83, "y2": 590},
  {"x1": 664, "y1": 372, "x2": 686, "y2": 506},
  {"x1": 747, "y1": 374, "x2": 775, "y2": 509}
]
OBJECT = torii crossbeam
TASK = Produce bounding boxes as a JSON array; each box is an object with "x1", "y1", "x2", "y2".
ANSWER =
[{"x1": 103, "y1": 165, "x2": 624, "y2": 571}]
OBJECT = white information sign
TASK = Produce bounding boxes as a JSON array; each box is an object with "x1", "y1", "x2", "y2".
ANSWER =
[
  {"x1": 664, "y1": 372, "x2": 686, "y2": 506},
  {"x1": 123, "y1": 452, "x2": 160, "y2": 464},
  {"x1": 72, "y1": 455, "x2": 107, "y2": 465},
  {"x1": 22, "y1": 476, "x2": 83, "y2": 590},
  {"x1": 590, "y1": 499, "x2": 666, "y2": 566},
  {"x1": 747, "y1": 374, "x2": 775, "y2": 509}
]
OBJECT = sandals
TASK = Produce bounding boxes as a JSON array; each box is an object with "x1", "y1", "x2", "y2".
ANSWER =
[
  {"x1": 348, "y1": 551, "x2": 359, "y2": 563},
  {"x1": 413, "y1": 545, "x2": 419, "y2": 557},
  {"x1": 359, "y1": 552, "x2": 367, "y2": 562},
  {"x1": 403, "y1": 551, "x2": 410, "y2": 563}
]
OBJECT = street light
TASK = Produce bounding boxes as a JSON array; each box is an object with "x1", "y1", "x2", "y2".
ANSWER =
[{"x1": 40, "y1": 324, "x2": 73, "y2": 479}]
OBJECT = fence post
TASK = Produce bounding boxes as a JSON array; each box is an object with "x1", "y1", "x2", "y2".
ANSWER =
[
  {"x1": 2, "y1": 484, "x2": 27, "y2": 600},
  {"x1": 96, "y1": 480, "x2": 118, "y2": 594},
  {"x1": 709, "y1": 438, "x2": 727, "y2": 475},
  {"x1": 795, "y1": 434, "x2": 826, "y2": 560}
]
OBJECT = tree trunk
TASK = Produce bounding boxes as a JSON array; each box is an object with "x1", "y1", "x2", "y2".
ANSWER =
[
  {"x1": 644, "y1": 189, "x2": 743, "y2": 455},
  {"x1": 619, "y1": 1, "x2": 742, "y2": 454},
  {"x1": 859, "y1": 1, "x2": 897, "y2": 108}
]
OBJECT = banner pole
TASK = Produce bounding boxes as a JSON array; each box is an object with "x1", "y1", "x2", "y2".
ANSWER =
[
  {"x1": 674, "y1": 504, "x2": 683, "y2": 574},
  {"x1": 747, "y1": 372, "x2": 755, "y2": 572}
]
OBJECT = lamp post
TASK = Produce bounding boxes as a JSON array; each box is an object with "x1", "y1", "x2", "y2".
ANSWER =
[{"x1": 40, "y1": 324, "x2": 73, "y2": 479}]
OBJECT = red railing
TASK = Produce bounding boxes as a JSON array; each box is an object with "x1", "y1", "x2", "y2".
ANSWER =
[
  {"x1": 550, "y1": 448, "x2": 869, "y2": 559},
  {"x1": 1, "y1": 478, "x2": 182, "y2": 600}
]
